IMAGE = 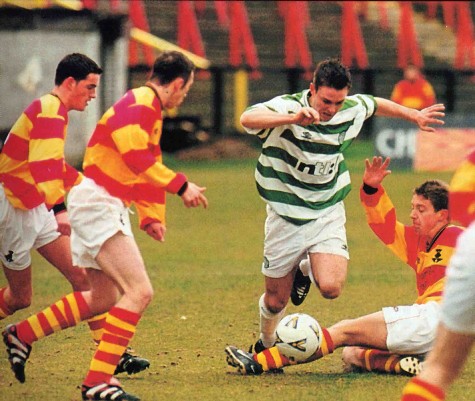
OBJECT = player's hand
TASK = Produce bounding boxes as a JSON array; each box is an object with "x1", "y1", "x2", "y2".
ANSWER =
[
  {"x1": 144, "y1": 221, "x2": 166, "y2": 242},
  {"x1": 416, "y1": 103, "x2": 445, "y2": 132},
  {"x1": 293, "y1": 107, "x2": 320, "y2": 126},
  {"x1": 363, "y1": 156, "x2": 391, "y2": 187},
  {"x1": 55, "y1": 211, "x2": 71, "y2": 236},
  {"x1": 181, "y1": 182, "x2": 208, "y2": 209}
]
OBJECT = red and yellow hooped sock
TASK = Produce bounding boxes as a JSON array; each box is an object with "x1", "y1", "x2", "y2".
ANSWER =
[
  {"x1": 16, "y1": 292, "x2": 91, "y2": 345},
  {"x1": 87, "y1": 313, "x2": 108, "y2": 345},
  {"x1": 361, "y1": 349, "x2": 406, "y2": 374},
  {"x1": 401, "y1": 377, "x2": 445, "y2": 401},
  {"x1": 254, "y1": 327, "x2": 335, "y2": 371},
  {"x1": 83, "y1": 307, "x2": 141, "y2": 386}
]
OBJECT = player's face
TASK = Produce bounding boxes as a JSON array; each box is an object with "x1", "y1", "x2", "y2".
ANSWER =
[
  {"x1": 166, "y1": 72, "x2": 194, "y2": 109},
  {"x1": 309, "y1": 84, "x2": 348, "y2": 122},
  {"x1": 410, "y1": 194, "x2": 443, "y2": 236},
  {"x1": 70, "y1": 73, "x2": 101, "y2": 111}
]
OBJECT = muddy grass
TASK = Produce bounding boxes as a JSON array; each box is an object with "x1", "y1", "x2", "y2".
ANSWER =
[{"x1": 175, "y1": 136, "x2": 260, "y2": 161}]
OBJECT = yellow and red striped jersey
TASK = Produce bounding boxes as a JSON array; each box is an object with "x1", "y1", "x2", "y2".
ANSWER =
[
  {"x1": 83, "y1": 85, "x2": 186, "y2": 228},
  {"x1": 360, "y1": 185, "x2": 463, "y2": 304},
  {"x1": 0, "y1": 94, "x2": 81, "y2": 210},
  {"x1": 449, "y1": 149, "x2": 475, "y2": 227}
]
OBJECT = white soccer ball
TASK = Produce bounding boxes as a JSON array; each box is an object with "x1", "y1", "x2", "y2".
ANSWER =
[{"x1": 275, "y1": 313, "x2": 322, "y2": 362}]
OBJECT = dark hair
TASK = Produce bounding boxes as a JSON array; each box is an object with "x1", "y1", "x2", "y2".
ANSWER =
[
  {"x1": 414, "y1": 180, "x2": 449, "y2": 212},
  {"x1": 313, "y1": 58, "x2": 352, "y2": 91},
  {"x1": 55, "y1": 53, "x2": 102, "y2": 85},
  {"x1": 150, "y1": 51, "x2": 195, "y2": 86}
]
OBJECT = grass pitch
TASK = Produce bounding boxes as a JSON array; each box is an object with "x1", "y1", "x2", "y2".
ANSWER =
[{"x1": 0, "y1": 139, "x2": 473, "y2": 401}]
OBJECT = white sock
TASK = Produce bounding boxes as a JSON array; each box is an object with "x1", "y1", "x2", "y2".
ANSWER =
[
  {"x1": 299, "y1": 258, "x2": 317, "y2": 286},
  {"x1": 259, "y1": 293, "x2": 286, "y2": 348}
]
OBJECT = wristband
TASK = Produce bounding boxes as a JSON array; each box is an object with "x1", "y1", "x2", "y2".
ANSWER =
[
  {"x1": 177, "y1": 181, "x2": 188, "y2": 196},
  {"x1": 52, "y1": 202, "x2": 67, "y2": 215},
  {"x1": 362, "y1": 183, "x2": 378, "y2": 195}
]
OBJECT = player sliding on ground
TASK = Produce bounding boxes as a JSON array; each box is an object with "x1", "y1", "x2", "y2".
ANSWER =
[
  {"x1": 226, "y1": 156, "x2": 464, "y2": 376},
  {"x1": 400, "y1": 150, "x2": 475, "y2": 401}
]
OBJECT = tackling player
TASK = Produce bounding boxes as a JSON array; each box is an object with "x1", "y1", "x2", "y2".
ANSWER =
[{"x1": 401, "y1": 150, "x2": 475, "y2": 401}]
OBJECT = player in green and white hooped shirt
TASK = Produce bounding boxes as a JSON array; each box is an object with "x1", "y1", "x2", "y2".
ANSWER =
[{"x1": 239, "y1": 58, "x2": 446, "y2": 354}]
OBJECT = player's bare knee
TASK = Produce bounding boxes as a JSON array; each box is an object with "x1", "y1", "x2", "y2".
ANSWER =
[
  {"x1": 133, "y1": 285, "x2": 154, "y2": 309},
  {"x1": 319, "y1": 282, "x2": 343, "y2": 299},
  {"x1": 265, "y1": 296, "x2": 286, "y2": 314}
]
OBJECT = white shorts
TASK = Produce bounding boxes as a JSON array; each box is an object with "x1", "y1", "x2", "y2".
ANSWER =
[
  {"x1": 440, "y1": 222, "x2": 475, "y2": 335},
  {"x1": 68, "y1": 178, "x2": 133, "y2": 270},
  {"x1": 383, "y1": 301, "x2": 440, "y2": 355},
  {"x1": 262, "y1": 202, "x2": 349, "y2": 278},
  {"x1": 0, "y1": 184, "x2": 59, "y2": 270}
]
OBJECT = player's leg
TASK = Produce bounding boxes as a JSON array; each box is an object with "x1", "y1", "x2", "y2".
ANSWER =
[
  {"x1": 257, "y1": 205, "x2": 305, "y2": 349},
  {"x1": 2, "y1": 269, "x2": 118, "y2": 383},
  {"x1": 401, "y1": 326, "x2": 473, "y2": 401},
  {"x1": 0, "y1": 265, "x2": 32, "y2": 318},
  {"x1": 342, "y1": 347, "x2": 424, "y2": 376},
  {"x1": 309, "y1": 252, "x2": 347, "y2": 299},
  {"x1": 0, "y1": 194, "x2": 39, "y2": 317},
  {"x1": 81, "y1": 232, "x2": 152, "y2": 398},
  {"x1": 258, "y1": 273, "x2": 294, "y2": 348},
  {"x1": 307, "y1": 201, "x2": 349, "y2": 299},
  {"x1": 36, "y1": 235, "x2": 90, "y2": 291}
]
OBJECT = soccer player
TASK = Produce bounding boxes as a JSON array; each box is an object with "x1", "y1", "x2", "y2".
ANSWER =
[
  {"x1": 3, "y1": 51, "x2": 208, "y2": 401},
  {"x1": 0, "y1": 53, "x2": 149, "y2": 378},
  {"x1": 226, "y1": 156, "x2": 464, "y2": 376},
  {"x1": 400, "y1": 150, "x2": 475, "y2": 401},
  {"x1": 227, "y1": 57, "x2": 446, "y2": 360},
  {"x1": 0, "y1": 53, "x2": 101, "y2": 318}
]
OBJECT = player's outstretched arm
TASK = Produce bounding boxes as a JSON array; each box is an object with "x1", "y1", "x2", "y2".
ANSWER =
[
  {"x1": 374, "y1": 97, "x2": 445, "y2": 132},
  {"x1": 363, "y1": 156, "x2": 392, "y2": 188},
  {"x1": 240, "y1": 107, "x2": 319, "y2": 129},
  {"x1": 181, "y1": 182, "x2": 208, "y2": 209}
]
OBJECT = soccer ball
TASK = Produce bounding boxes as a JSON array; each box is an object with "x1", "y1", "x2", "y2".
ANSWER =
[{"x1": 275, "y1": 313, "x2": 322, "y2": 362}]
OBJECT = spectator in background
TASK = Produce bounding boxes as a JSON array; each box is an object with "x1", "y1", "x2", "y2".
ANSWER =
[{"x1": 391, "y1": 64, "x2": 436, "y2": 110}]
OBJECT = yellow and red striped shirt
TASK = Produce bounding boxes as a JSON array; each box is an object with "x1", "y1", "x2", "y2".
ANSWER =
[
  {"x1": 360, "y1": 185, "x2": 463, "y2": 304},
  {"x1": 449, "y1": 149, "x2": 475, "y2": 227},
  {"x1": 83, "y1": 86, "x2": 186, "y2": 229},
  {"x1": 0, "y1": 94, "x2": 81, "y2": 210}
]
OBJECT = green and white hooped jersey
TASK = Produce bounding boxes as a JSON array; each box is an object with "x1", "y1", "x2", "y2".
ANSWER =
[{"x1": 244, "y1": 90, "x2": 377, "y2": 225}]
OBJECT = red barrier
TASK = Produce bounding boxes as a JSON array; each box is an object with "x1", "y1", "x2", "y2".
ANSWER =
[
  {"x1": 128, "y1": 0, "x2": 154, "y2": 66},
  {"x1": 177, "y1": 1, "x2": 207, "y2": 59},
  {"x1": 454, "y1": 2, "x2": 475, "y2": 69},
  {"x1": 341, "y1": 2, "x2": 369, "y2": 68},
  {"x1": 214, "y1": 1, "x2": 229, "y2": 27},
  {"x1": 278, "y1": 1, "x2": 312, "y2": 71},
  {"x1": 377, "y1": 1, "x2": 390, "y2": 30},
  {"x1": 397, "y1": 2, "x2": 423, "y2": 68},
  {"x1": 228, "y1": 1, "x2": 260, "y2": 75}
]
